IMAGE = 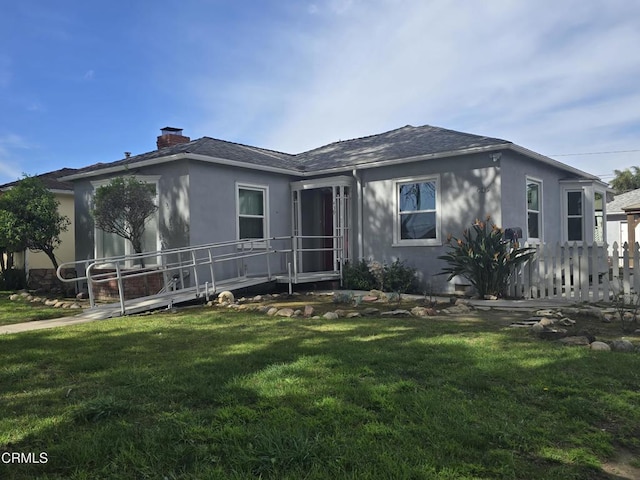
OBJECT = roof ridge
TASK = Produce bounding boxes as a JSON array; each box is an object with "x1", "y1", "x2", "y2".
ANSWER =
[
  {"x1": 200, "y1": 136, "x2": 294, "y2": 157},
  {"x1": 299, "y1": 125, "x2": 416, "y2": 154}
]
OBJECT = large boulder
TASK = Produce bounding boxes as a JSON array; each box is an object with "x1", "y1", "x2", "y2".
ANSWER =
[{"x1": 610, "y1": 339, "x2": 635, "y2": 352}]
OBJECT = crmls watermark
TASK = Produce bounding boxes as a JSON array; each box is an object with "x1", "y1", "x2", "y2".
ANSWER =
[{"x1": 1, "y1": 452, "x2": 49, "y2": 464}]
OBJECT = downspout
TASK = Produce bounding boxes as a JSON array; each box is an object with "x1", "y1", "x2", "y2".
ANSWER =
[{"x1": 352, "y1": 169, "x2": 363, "y2": 260}]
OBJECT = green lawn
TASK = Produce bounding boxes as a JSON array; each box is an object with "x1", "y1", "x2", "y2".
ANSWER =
[
  {"x1": 1, "y1": 308, "x2": 639, "y2": 479},
  {"x1": 0, "y1": 292, "x2": 72, "y2": 326}
]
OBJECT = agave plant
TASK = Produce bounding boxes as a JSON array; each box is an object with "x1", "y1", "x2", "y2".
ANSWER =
[{"x1": 438, "y1": 217, "x2": 535, "y2": 298}]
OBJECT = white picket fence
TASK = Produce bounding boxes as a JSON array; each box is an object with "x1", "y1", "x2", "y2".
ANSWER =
[{"x1": 507, "y1": 241, "x2": 640, "y2": 301}]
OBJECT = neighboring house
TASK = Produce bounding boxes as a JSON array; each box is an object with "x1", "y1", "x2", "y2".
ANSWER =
[
  {"x1": 60, "y1": 125, "x2": 609, "y2": 293},
  {"x1": 606, "y1": 188, "x2": 640, "y2": 251},
  {"x1": 0, "y1": 168, "x2": 77, "y2": 290}
]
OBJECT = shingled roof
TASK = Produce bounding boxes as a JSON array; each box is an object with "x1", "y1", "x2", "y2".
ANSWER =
[
  {"x1": 607, "y1": 188, "x2": 640, "y2": 214},
  {"x1": 67, "y1": 136, "x2": 298, "y2": 177},
  {"x1": 294, "y1": 125, "x2": 511, "y2": 170},
  {"x1": 60, "y1": 124, "x2": 597, "y2": 181},
  {"x1": 0, "y1": 167, "x2": 78, "y2": 192}
]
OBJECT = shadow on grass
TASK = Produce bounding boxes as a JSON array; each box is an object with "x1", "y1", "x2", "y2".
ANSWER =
[{"x1": 1, "y1": 310, "x2": 639, "y2": 479}]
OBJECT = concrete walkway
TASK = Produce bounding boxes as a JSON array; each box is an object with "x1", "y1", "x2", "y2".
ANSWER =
[{"x1": 0, "y1": 309, "x2": 115, "y2": 335}]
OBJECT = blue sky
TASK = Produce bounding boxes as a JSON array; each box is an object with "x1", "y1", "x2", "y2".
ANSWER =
[{"x1": 1, "y1": 0, "x2": 639, "y2": 185}]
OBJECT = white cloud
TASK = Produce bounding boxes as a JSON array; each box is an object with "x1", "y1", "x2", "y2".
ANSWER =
[{"x1": 200, "y1": 0, "x2": 639, "y2": 178}]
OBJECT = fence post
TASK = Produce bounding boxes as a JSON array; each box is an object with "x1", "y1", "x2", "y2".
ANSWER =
[
  {"x1": 599, "y1": 243, "x2": 609, "y2": 301},
  {"x1": 561, "y1": 242, "x2": 570, "y2": 300},
  {"x1": 623, "y1": 242, "x2": 631, "y2": 302},
  {"x1": 579, "y1": 243, "x2": 590, "y2": 301}
]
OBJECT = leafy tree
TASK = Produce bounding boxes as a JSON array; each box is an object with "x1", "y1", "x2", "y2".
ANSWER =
[
  {"x1": 91, "y1": 177, "x2": 158, "y2": 256},
  {"x1": 0, "y1": 175, "x2": 70, "y2": 270},
  {"x1": 610, "y1": 167, "x2": 640, "y2": 194}
]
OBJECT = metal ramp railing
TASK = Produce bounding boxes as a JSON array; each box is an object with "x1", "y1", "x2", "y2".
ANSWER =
[{"x1": 57, "y1": 236, "x2": 343, "y2": 316}]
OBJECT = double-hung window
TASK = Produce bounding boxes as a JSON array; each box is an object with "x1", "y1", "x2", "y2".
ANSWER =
[
  {"x1": 526, "y1": 178, "x2": 542, "y2": 241},
  {"x1": 237, "y1": 184, "x2": 268, "y2": 241},
  {"x1": 394, "y1": 176, "x2": 440, "y2": 246},
  {"x1": 566, "y1": 190, "x2": 584, "y2": 242}
]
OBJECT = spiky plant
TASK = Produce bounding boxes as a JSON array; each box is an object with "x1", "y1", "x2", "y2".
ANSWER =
[{"x1": 438, "y1": 217, "x2": 535, "y2": 298}]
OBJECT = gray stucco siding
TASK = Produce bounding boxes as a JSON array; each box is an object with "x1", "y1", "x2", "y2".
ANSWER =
[
  {"x1": 187, "y1": 161, "x2": 296, "y2": 278},
  {"x1": 499, "y1": 151, "x2": 581, "y2": 244},
  {"x1": 358, "y1": 153, "x2": 502, "y2": 292}
]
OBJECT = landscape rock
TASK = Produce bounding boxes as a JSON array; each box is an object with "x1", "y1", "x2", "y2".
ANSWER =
[
  {"x1": 266, "y1": 307, "x2": 279, "y2": 316},
  {"x1": 558, "y1": 336, "x2": 590, "y2": 346},
  {"x1": 303, "y1": 305, "x2": 314, "y2": 317},
  {"x1": 590, "y1": 341, "x2": 611, "y2": 351},
  {"x1": 293, "y1": 310, "x2": 303, "y2": 317},
  {"x1": 442, "y1": 304, "x2": 471, "y2": 314},
  {"x1": 537, "y1": 328, "x2": 568, "y2": 341},
  {"x1": 381, "y1": 309, "x2": 411, "y2": 317},
  {"x1": 323, "y1": 312, "x2": 339, "y2": 320},
  {"x1": 276, "y1": 308, "x2": 295, "y2": 317},
  {"x1": 334, "y1": 309, "x2": 347, "y2": 318},
  {"x1": 530, "y1": 322, "x2": 545, "y2": 334},
  {"x1": 610, "y1": 339, "x2": 635, "y2": 352},
  {"x1": 346, "y1": 312, "x2": 361, "y2": 318},
  {"x1": 558, "y1": 317, "x2": 576, "y2": 327},
  {"x1": 9, "y1": 294, "x2": 20, "y2": 301},
  {"x1": 217, "y1": 291, "x2": 235, "y2": 304},
  {"x1": 362, "y1": 296, "x2": 378, "y2": 302},
  {"x1": 538, "y1": 317, "x2": 556, "y2": 327},
  {"x1": 252, "y1": 295, "x2": 263, "y2": 302},
  {"x1": 579, "y1": 306, "x2": 604, "y2": 320},
  {"x1": 362, "y1": 308, "x2": 380, "y2": 316},
  {"x1": 411, "y1": 306, "x2": 436, "y2": 317}
]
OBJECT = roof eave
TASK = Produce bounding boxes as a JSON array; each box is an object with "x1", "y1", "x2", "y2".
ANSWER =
[
  {"x1": 60, "y1": 152, "x2": 302, "y2": 181},
  {"x1": 508, "y1": 144, "x2": 602, "y2": 181}
]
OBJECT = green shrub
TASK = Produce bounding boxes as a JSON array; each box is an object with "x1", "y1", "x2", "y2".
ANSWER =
[
  {"x1": 384, "y1": 259, "x2": 419, "y2": 294},
  {"x1": 438, "y1": 217, "x2": 535, "y2": 298},
  {"x1": 343, "y1": 260, "x2": 376, "y2": 291},
  {"x1": 342, "y1": 259, "x2": 419, "y2": 294}
]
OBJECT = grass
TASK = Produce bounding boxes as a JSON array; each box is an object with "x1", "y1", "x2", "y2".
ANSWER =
[
  {"x1": 1, "y1": 305, "x2": 639, "y2": 479},
  {"x1": 0, "y1": 292, "x2": 72, "y2": 326}
]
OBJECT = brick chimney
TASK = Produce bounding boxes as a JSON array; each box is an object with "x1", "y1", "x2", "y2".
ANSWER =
[{"x1": 156, "y1": 127, "x2": 191, "y2": 150}]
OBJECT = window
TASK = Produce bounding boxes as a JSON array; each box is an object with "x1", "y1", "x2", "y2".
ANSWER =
[
  {"x1": 394, "y1": 176, "x2": 440, "y2": 245},
  {"x1": 594, "y1": 191, "x2": 604, "y2": 242},
  {"x1": 526, "y1": 178, "x2": 542, "y2": 240},
  {"x1": 566, "y1": 190, "x2": 583, "y2": 242},
  {"x1": 237, "y1": 184, "x2": 268, "y2": 240}
]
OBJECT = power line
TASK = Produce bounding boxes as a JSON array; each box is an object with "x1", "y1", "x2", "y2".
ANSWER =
[{"x1": 551, "y1": 149, "x2": 640, "y2": 156}]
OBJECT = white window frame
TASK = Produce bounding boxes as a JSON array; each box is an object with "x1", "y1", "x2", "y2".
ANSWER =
[
  {"x1": 236, "y1": 183, "x2": 269, "y2": 246},
  {"x1": 91, "y1": 175, "x2": 161, "y2": 262},
  {"x1": 564, "y1": 188, "x2": 585, "y2": 243},
  {"x1": 393, "y1": 175, "x2": 441, "y2": 246},
  {"x1": 526, "y1": 177, "x2": 543, "y2": 242}
]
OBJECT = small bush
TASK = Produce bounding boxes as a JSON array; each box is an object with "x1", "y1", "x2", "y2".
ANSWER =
[
  {"x1": 384, "y1": 259, "x2": 418, "y2": 294},
  {"x1": 343, "y1": 259, "x2": 419, "y2": 294},
  {"x1": 343, "y1": 260, "x2": 376, "y2": 291}
]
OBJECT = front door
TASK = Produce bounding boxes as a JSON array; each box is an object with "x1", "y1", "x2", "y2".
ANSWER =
[{"x1": 291, "y1": 178, "x2": 351, "y2": 274}]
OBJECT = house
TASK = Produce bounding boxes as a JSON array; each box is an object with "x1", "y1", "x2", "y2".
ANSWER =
[
  {"x1": 0, "y1": 167, "x2": 77, "y2": 290},
  {"x1": 606, "y1": 188, "x2": 640, "y2": 251},
  {"x1": 60, "y1": 125, "x2": 609, "y2": 294}
]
